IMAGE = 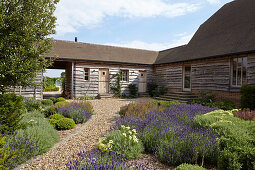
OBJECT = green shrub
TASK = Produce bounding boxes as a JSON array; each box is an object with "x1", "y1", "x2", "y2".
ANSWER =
[
  {"x1": 17, "y1": 111, "x2": 59, "y2": 155},
  {"x1": 128, "y1": 84, "x2": 138, "y2": 98},
  {"x1": 195, "y1": 110, "x2": 255, "y2": 170},
  {"x1": 175, "y1": 163, "x2": 206, "y2": 170},
  {"x1": 241, "y1": 85, "x2": 255, "y2": 110},
  {"x1": 148, "y1": 83, "x2": 158, "y2": 97},
  {"x1": 55, "y1": 101, "x2": 69, "y2": 105},
  {"x1": 43, "y1": 106, "x2": 57, "y2": 117},
  {"x1": 56, "y1": 97, "x2": 66, "y2": 102},
  {"x1": 56, "y1": 118, "x2": 75, "y2": 130},
  {"x1": 49, "y1": 113, "x2": 65, "y2": 120},
  {"x1": 216, "y1": 99, "x2": 236, "y2": 110},
  {"x1": 97, "y1": 125, "x2": 144, "y2": 159},
  {"x1": 47, "y1": 119, "x2": 58, "y2": 128},
  {"x1": 43, "y1": 87, "x2": 59, "y2": 92},
  {"x1": 24, "y1": 98, "x2": 42, "y2": 112},
  {"x1": 41, "y1": 99, "x2": 53, "y2": 106},
  {"x1": 0, "y1": 93, "x2": 25, "y2": 134},
  {"x1": 49, "y1": 97, "x2": 57, "y2": 104},
  {"x1": 152, "y1": 100, "x2": 181, "y2": 106}
]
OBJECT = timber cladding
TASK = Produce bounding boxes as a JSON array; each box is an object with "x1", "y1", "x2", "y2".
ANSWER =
[{"x1": 73, "y1": 62, "x2": 153, "y2": 98}]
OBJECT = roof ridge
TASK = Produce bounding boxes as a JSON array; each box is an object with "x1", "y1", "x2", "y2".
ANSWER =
[{"x1": 54, "y1": 39, "x2": 159, "y2": 53}]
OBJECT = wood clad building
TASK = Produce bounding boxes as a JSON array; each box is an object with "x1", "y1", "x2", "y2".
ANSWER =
[{"x1": 14, "y1": 0, "x2": 255, "y2": 105}]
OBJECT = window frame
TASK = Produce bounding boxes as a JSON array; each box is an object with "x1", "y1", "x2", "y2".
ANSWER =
[
  {"x1": 120, "y1": 70, "x2": 129, "y2": 82},
  {"x1": 231, "y1": 56, "x2": 247, "y2": 87},
  {"x1": 84, "y1": 68, "x2": 90, "y2": 81}
]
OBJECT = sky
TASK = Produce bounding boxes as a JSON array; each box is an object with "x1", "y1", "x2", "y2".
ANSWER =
[{"x1": 45, "y1": 0, "x2": 233, "y2": 77}]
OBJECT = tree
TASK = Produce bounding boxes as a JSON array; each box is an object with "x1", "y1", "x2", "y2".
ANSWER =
[{"x1": 0, "y1": 0, "x2": 59, "y2": 93}]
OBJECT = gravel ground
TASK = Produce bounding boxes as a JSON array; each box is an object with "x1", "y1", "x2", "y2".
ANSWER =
[{"x1": 19, "y1": 98, "x2": 172, "y2": 170}]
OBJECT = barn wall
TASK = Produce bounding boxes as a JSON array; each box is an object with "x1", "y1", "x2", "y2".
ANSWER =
[
  {"x1": 247, "y1": 53, "x2": 255, "y2": 85},
  {"x1": 73, "y1": 62, "x2": 152, "y2": 98}
]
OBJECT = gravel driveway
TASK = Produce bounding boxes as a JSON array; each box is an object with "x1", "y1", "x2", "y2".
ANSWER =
[{"x1": 19, "y1": 98, "x2": 171, "y2": 170}]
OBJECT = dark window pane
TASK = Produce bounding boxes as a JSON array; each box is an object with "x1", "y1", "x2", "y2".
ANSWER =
[
  {"x1": 232, "y1": 60, "x2": 237, "y2": 86},
  {"x1": 237, "y1": 63, "x2": 242, "y2": 86}
]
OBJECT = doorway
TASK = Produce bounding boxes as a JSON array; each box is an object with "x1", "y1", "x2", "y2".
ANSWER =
[
  {"x1": 138, "y1": 71, "x2": 147, "y2": 93},
  {"x1": 99, "y1": 69, "x2": 109, "y2": 94}
]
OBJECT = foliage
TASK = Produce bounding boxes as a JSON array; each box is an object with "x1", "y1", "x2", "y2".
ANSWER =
[
  {"x1": 0, "y1": 0, "x2": 59, "y2": 93},
  {"x1": 41, "y1": 99, "x2": 54, "y2": 106},
  {"x1": 55, "y1": 101, "x2": 69, "y2": 105},
  {"x1": 43, "y1": 105, "x2": 57, "y2": 117},
  {"x1": 24, "y1": 98, "x2": 42, "y2": 112},
  {"x1": 147, "y1": 83, "x2": 168, "y2": 97},
  {"x1": 57, "y1": 101, "x2": 93, "y2": 124},
  {"x1": 0, "y1": 94, "x2": 25, "y2": 134},
  {"x1": 152, "y1": 100, "x2": 181, "y2": 106},
  {"x1": 0, "y1": 135, "x2": 19, "y2": 170},
  {"x1": 49, "y1": 97, "x2": 57, "y2": 104},
  {"x1": 98, "y1": 125, "x2": 143, "y2": 159},
  {"x1": 66, "y1": 149, "x2": 148, "y2": 170},
  {"x1": 192, "y1": 91, "x2": 236, "y2": 110},
  {"x1": 195, "y1": 109, "x2": 255, "y2": 170},
  {"x1": 175, "y1": 163, "x2": 206, "y2": 170},
  {"x1": 241, "y1": 84, "x2": 255, "y2": 110},
  {"x1": 56, "y1": 97, "x2": 66, "y2": 102},
  {"x1": 234, "y1": 109, "x2": 255, "y2": 121},
  {"x1": 49, "y1": 113, "x2": 65, "y2": 120},
  {"x1": 78, "y1": 96, "x2": 94, "y2": 100},
  {"x1": 119, "y1": 102, "x2": 165, "y2": 117},
  {"x1": 17, "y1": 111, "x2": 59, "y2": 155},
  {"x1": 128, "y1": 84, "x2": 138, "y2": 98},
  {"x1": 47, "y1": 119, "x2": 58, "y2": 128},
  {"x1": 147, "y1": 83, "x2": 158, "y2": 97},
  {"x1": 56, "y1": 118, "x2": 75, "y2": 130},
  {"x1": 110, "y1": 72, "x2": 122, "y2": 97},
  {"x1": 115, "y1": 104, "x2": 218, "y2": 166},
  {"x1": 43, "y1": 86, "x2": 59, "y2": 92},
  {"x1": 4, "y1": 132, "x2": 38, "y2": 169}
]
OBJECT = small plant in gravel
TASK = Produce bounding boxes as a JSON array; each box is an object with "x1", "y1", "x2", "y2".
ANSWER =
[
  {"x1": 57, "y1": 101, "x2": 93, "y2": 124},
  {"x1": 56, "y1": 118, "x2": 75, "y2": 130},
  {"x1": 66, "y1": 149, "x2": 147, "y2": 170},
  {"x1": 98, "y1": 125, "x2": 144, "y2": 159},
  {"x1": 175, "y1": 163, "x2": 206, "y2": 170}
]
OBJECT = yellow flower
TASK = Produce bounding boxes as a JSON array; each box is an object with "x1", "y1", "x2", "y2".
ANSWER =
[{"x1": 122, "y1": 133, "x2": 127, "y2": 137}]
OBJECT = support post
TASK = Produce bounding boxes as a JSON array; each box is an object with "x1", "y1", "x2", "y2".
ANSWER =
[{"x1": 71, "y1": 62, "x2": 74, "y2": 99}]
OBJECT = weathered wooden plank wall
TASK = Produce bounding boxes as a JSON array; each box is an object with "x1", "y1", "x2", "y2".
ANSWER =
[
  {"x1": 8, "y1": 71, "x2": 43, "y2": 100},
  {"x1": 73, "y1": 62, "x2": 152, "y2": 97},
  {"x1": 247, "y1": 54, "x2": 255, "y2": 85},
  {"x1": 191, "y1": 57, "x2": 230, "y2": 91},
  {"x1": 152, "y1": 64, "x2": 182, "y2": 88}
]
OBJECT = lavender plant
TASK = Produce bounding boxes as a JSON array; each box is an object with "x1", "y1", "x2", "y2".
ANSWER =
[
  {"x1": 3, "y1": 132, "x2": 38, "y2": 169},
  {"x1": 115, "y1": 104, "x2": 219, "y2": 166},
  {"x1": 57, "y1": 101, "x2": 93, "y2": 124},
  {"x1": 66, "y1": 149, "x2": 148, "y2": 170}
]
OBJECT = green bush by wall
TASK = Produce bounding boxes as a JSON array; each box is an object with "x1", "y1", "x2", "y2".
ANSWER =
[{"x1": 241, "y1": 85, "x2": 255, "y2": 110}]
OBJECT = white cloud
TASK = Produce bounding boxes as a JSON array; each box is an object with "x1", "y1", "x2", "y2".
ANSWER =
[
  {"x1": 55, "y1": 0, "x2": 201, "y2": 35},
  {"x1": 105, "y1": 33, "x2": 194, "y2": 51},
  {"x1": 206, "y1": 0, "x2": 221, "y2": 4}
]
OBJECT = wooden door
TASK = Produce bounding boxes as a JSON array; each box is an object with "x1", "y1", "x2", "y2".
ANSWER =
[
  {"x1": 99, "y1": 69, "x2": 109, "y2": 94},
  {"x1": 138, "y1": 71, "x2": 147, "y2": 93},
  {"x1": 183, "y1": 65, "x2": 191, "y2": 91}
]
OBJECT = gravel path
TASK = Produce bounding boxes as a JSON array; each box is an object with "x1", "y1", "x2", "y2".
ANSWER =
[{"x1": 19, "y1": 98, "x2": 171, "y2": 170}]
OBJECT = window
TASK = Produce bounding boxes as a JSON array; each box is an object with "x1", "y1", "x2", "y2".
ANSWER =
[
  {"x1": 231, "y1": 57, "x2": 247, "y2": 86},
  {"x1": 120, "y1": 70, "x2": 129, "y2": 82},
  {"x1": 84, "y1": 68, "x2": 90, "y2": 81}
]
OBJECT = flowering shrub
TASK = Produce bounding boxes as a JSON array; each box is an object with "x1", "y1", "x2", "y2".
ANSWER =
[
  {"x1": 2, "y1": 132, "x2": 38, "y2": 169},
  {"x1": 234, "y1": 109, "x2": 255, "y2": 121},
  {"x1": 98, "y1": 125, "x2": 144, "y2": 159},
  {"x1": 195, "y1": 109, "x2": 255, "y2": 170},
  {"x1": 57, "y1": 101, "x2": 93, "y2": 124},
  {"x1": 66, "y1": 149, "x2": 147, "y2": 170},
  {"x1": 115, "y1": 104, "x2": 218, "y2": 166},
  {"x1": 24, "y1": 98, "x2": 42, "y2": 112},
  {"x1": 119, "y1": 102, "x2": 165, "y2": 117}
]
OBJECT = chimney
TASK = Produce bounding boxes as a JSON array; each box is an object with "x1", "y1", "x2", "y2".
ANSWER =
[{"x1": 75, "y1": 37, "x2": 78, "y2": 42}]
